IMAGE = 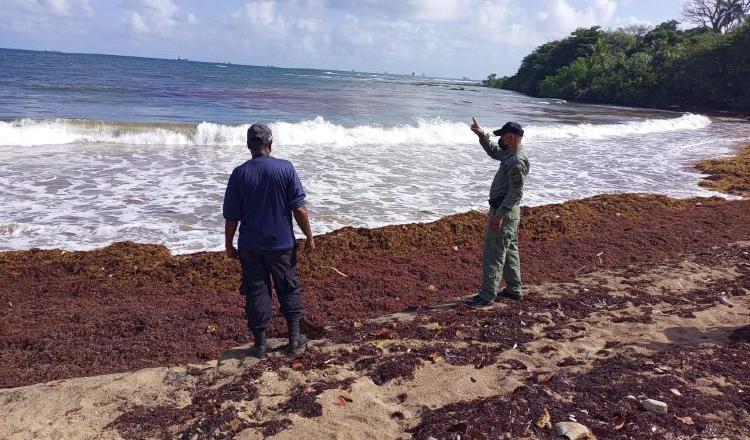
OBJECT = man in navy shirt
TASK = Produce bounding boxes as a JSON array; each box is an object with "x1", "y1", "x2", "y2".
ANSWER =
[{"x1": 223, "y1": 123, "x2": 315, "y2": 358}]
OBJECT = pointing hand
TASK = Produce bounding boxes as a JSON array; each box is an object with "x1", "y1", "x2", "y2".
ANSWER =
[{"x1": 470, "y1": 117, "x2": 485, "y2": 137}]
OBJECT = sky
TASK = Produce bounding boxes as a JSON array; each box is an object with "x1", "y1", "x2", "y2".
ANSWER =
[{"x1": 1, "y1": 0, "x2": 688, "y2": 78}]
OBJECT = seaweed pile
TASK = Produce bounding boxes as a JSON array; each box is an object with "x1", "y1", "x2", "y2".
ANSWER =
[
  {"x1": 696, "y1": 144, "x2": 750, "y2": 197},
  {"x1": 2, "y1": 194, "x2": 750, "y2": 388},
  {"x1": 106, "y1": 244, "x2": 750, "y2": 439},
  {"x1": 412, "y1": 337, "x2": 750, "y2": 440}
]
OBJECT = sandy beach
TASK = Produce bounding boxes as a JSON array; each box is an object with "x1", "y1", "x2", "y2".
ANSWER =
[{"x1": 1, "y1": 145, "x2": 749, "y2": 440}]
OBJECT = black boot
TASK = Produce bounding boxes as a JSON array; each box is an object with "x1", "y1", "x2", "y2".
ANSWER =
[
  {"x1": 498, "y1": 288, "x2": 523, "y2": 301},
  {"x1": 285, "y1": 319, "x2": 308, "y2": 354},
  {"x1": 248, "y1": 329, "x2": 268, "y2": 358}
]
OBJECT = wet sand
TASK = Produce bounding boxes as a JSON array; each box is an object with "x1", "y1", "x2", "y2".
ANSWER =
[
  {"x1": 1, "y1": 145, "x2": 750, "y2": 439},
  {"x1": 2, "y1": 240, "x2": 749, "y2": 440}
]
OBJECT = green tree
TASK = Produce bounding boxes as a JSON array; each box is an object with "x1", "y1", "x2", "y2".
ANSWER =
[
  {"x1": 493, "y1": 19, "x2": 749, "y2": 111},
  {"x1": 503, "y1": 27, "x2": 604, "y2": 96},
  {"x1": 682, "y1": 0, "x2": 750, "y2": 33},
  {"x1": 482, "y1": 73, "x2": 506, "y2": 88}
]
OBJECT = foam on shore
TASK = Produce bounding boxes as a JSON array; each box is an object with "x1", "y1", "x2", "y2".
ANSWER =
[{"x1": 0, "y1": 114, "x2": 711, "y2": 147}]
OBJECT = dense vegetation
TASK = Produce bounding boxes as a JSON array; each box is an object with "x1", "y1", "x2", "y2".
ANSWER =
[{"x1": 486, "y1": 21, "x2": 750, "y2": 112}]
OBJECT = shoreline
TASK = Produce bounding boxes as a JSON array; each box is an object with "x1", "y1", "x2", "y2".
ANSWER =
[
  {"x1": 2, "y1": 201, "x2": 749, "y2": 440},
  {"x1": 1, "y1": 144, "x2": 748, "y2": 389},
  {"x1": 1, "y1": 140, "x2": 747, "y2": 258},
  {"x1": 695, "y1": 143, "x2": 750, "y2": 197},
  {"x1": 485, "y1": 84, "x2": 750, "y2": 119},
  {"x1": 2, "y1": 192, "x2": 749, "y2": 389},
  {"x1": 2, "y1": 146, "x2": 750, "y2": 439}
]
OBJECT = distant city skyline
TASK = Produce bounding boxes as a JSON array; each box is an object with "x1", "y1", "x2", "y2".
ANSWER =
[{"x1": 2, "y1": 0, "x2": 687, "y2": 78}]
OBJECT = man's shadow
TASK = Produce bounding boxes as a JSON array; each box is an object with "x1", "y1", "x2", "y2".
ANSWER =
[
  {"x1": 218, "y1": 338, "x2": 290, "y2": 362},
  {"x1": 643, "y1": 325, "x2": 749, "y2": 351}
]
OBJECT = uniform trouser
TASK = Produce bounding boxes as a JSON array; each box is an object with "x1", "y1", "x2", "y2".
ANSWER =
[
  {"x1": 238, "y1": 247, "x2": 303, "y2": 332},
  {"x1": 478, "y1": 204, "x2": 522, "y2": 301}
]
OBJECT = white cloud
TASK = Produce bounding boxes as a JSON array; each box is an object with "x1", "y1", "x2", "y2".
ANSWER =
[
  {"x1": 33, "y1": 0, "x2": 92, "y2": 17},
  {"x1": 244, "y1": 1, "x2": 278, "y2": 28},
  {"x1": 405, "y1": 0, "x2": 473, "y2": 21},
  {"x1": 221, "y1": 0, "x2": 533, "y2": 67},
  {"x1": 43, "y1": 0, "x2": 71, "y2": 16},
  {"x1": 297, "y1": 18, "x2": 319, "y2": 32},
  {"x1": 0, "y1": 0, "x2": 662, "y2": 77},
  {"x1": 229, "y1": 1, "x2": 327, "y2": 49},
  {"x1": 80, "y1": 0, "x2": 92, "y2": 16},
  {"x1": 1, "y1": 0, "x2": 95, "y2": 41},
  {"x1": 341, "y1": 14, "x2": 375, "y2": 46},
  {"x1": 130, "y1": 11, "x2": 148, "y2": 35},
  {"x1": 125, "y1": 0, "x2": 198, "y2": 38},
  {"x1": 331, "y1": 0, "x2": 473, "y2": 22},
  {"x1": 141, "y1": 0, "x2": 177, "y2": 17},
  {"x1": 471, "y1": 0, "x2": 528, "y2": 46},
  {"x1": 539, "y1": 0, "x2": 618, "y2": 35},
  {"x1": 615, "y1": 15, "x2": 654, "y2": 28}
]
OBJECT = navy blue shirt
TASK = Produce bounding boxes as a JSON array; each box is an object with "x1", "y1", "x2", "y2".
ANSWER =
[{"x1": 223, "y1": 155, "x2": 306, "y2": 251}]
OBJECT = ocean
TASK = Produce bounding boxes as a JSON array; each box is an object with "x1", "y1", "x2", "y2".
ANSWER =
[{"x1": 1, "y1": 48, "x2": 748, "y2": 253}]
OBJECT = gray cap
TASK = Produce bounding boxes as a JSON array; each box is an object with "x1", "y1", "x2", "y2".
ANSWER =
[{"x1": 247, "y1": 123, "x2": 273, "y2": 148}]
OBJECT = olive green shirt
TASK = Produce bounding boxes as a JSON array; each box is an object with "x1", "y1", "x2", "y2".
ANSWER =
[{"x1": 479, "y1": 133, "x2": 530, "y2": 216}]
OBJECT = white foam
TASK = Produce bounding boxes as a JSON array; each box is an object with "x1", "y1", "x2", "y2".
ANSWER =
[
  {"x1": 529, "y1": 114, "x2": 711, "y2": 140},
  {"x1": 0, "y1": 119, "x2": 247, "y2": 147},
  {"x1": 272, "y1": 117, "x2": 469, "y2": 147},
  {"x1": 0, "y1": 114, "x2": 713, "y2": 148},
  {"x1": 0, "y1": 113, "x2": 740, "y2": 254}
]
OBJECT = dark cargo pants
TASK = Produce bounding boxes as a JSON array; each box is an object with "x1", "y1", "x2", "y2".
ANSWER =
[{"x1": 238, "y1": 247, "x2": 303, "y2": 332}]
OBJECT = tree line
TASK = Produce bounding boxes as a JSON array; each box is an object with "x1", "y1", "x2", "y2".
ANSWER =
[{"x1": 485, "y1": 1, "x2": 750, "y2": 112}]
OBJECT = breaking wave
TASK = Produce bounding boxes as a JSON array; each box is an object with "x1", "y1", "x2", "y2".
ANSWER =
[{"x1": 0, "y1": 114, "x2": 711, "y2": 147}]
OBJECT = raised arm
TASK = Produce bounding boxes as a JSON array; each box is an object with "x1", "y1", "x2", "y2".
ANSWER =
[
  {"x1": 479, "y1": 133, "x2": 505, "y2": 161},
  {"x1": 471, "y1": 117, "x2": 503, "y2": 161}
]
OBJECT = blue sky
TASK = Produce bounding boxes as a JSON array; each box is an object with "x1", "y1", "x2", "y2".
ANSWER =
[{"x1": 1, "y1": 0, "x2": 687, "y2": 78}]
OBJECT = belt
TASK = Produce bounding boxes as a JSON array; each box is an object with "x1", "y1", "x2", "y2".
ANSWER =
[{"x1": 489, "y1": 193, "x2": 506, "y2": 209}]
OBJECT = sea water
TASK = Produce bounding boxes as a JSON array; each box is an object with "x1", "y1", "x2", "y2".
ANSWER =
[{"x1": 1, "y1": 48, "x2": 748, "y2": 253}]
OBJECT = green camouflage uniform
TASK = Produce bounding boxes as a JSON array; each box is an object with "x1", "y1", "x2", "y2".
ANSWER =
[{"x1": 478, "y1": 133, "x2": 529, "y2": 301}]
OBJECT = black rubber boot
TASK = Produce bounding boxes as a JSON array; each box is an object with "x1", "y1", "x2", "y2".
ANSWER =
[
  {"x1": 498, "y1": 288, "x2": 523, "y2": 301},
  {"x1": 285, "y1": 319, "x2": 308, "y2": 355},
  {"x1": 465, "y1": 294, "x2": 495, "y2": 307},
  {"x1": 248, "y1": 329, "x2": 268, "y2": 359}
]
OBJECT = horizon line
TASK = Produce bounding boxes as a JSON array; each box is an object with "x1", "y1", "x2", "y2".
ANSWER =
[{"x1": 0, "y1": 46, "x2": 479, "y2": 82}]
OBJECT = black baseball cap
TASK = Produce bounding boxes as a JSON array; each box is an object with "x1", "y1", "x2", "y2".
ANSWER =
[
  {"x1": 247, "y1": 123, "x2": 273, "y2": 148},
  {"x1": 493, "y1": 122, "x2": 524, "y2": 137}
]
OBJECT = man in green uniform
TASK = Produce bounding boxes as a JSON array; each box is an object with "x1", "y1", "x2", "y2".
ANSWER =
[{"x1": 466, "y1": 119, "x2": 529, "y2": 306}]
